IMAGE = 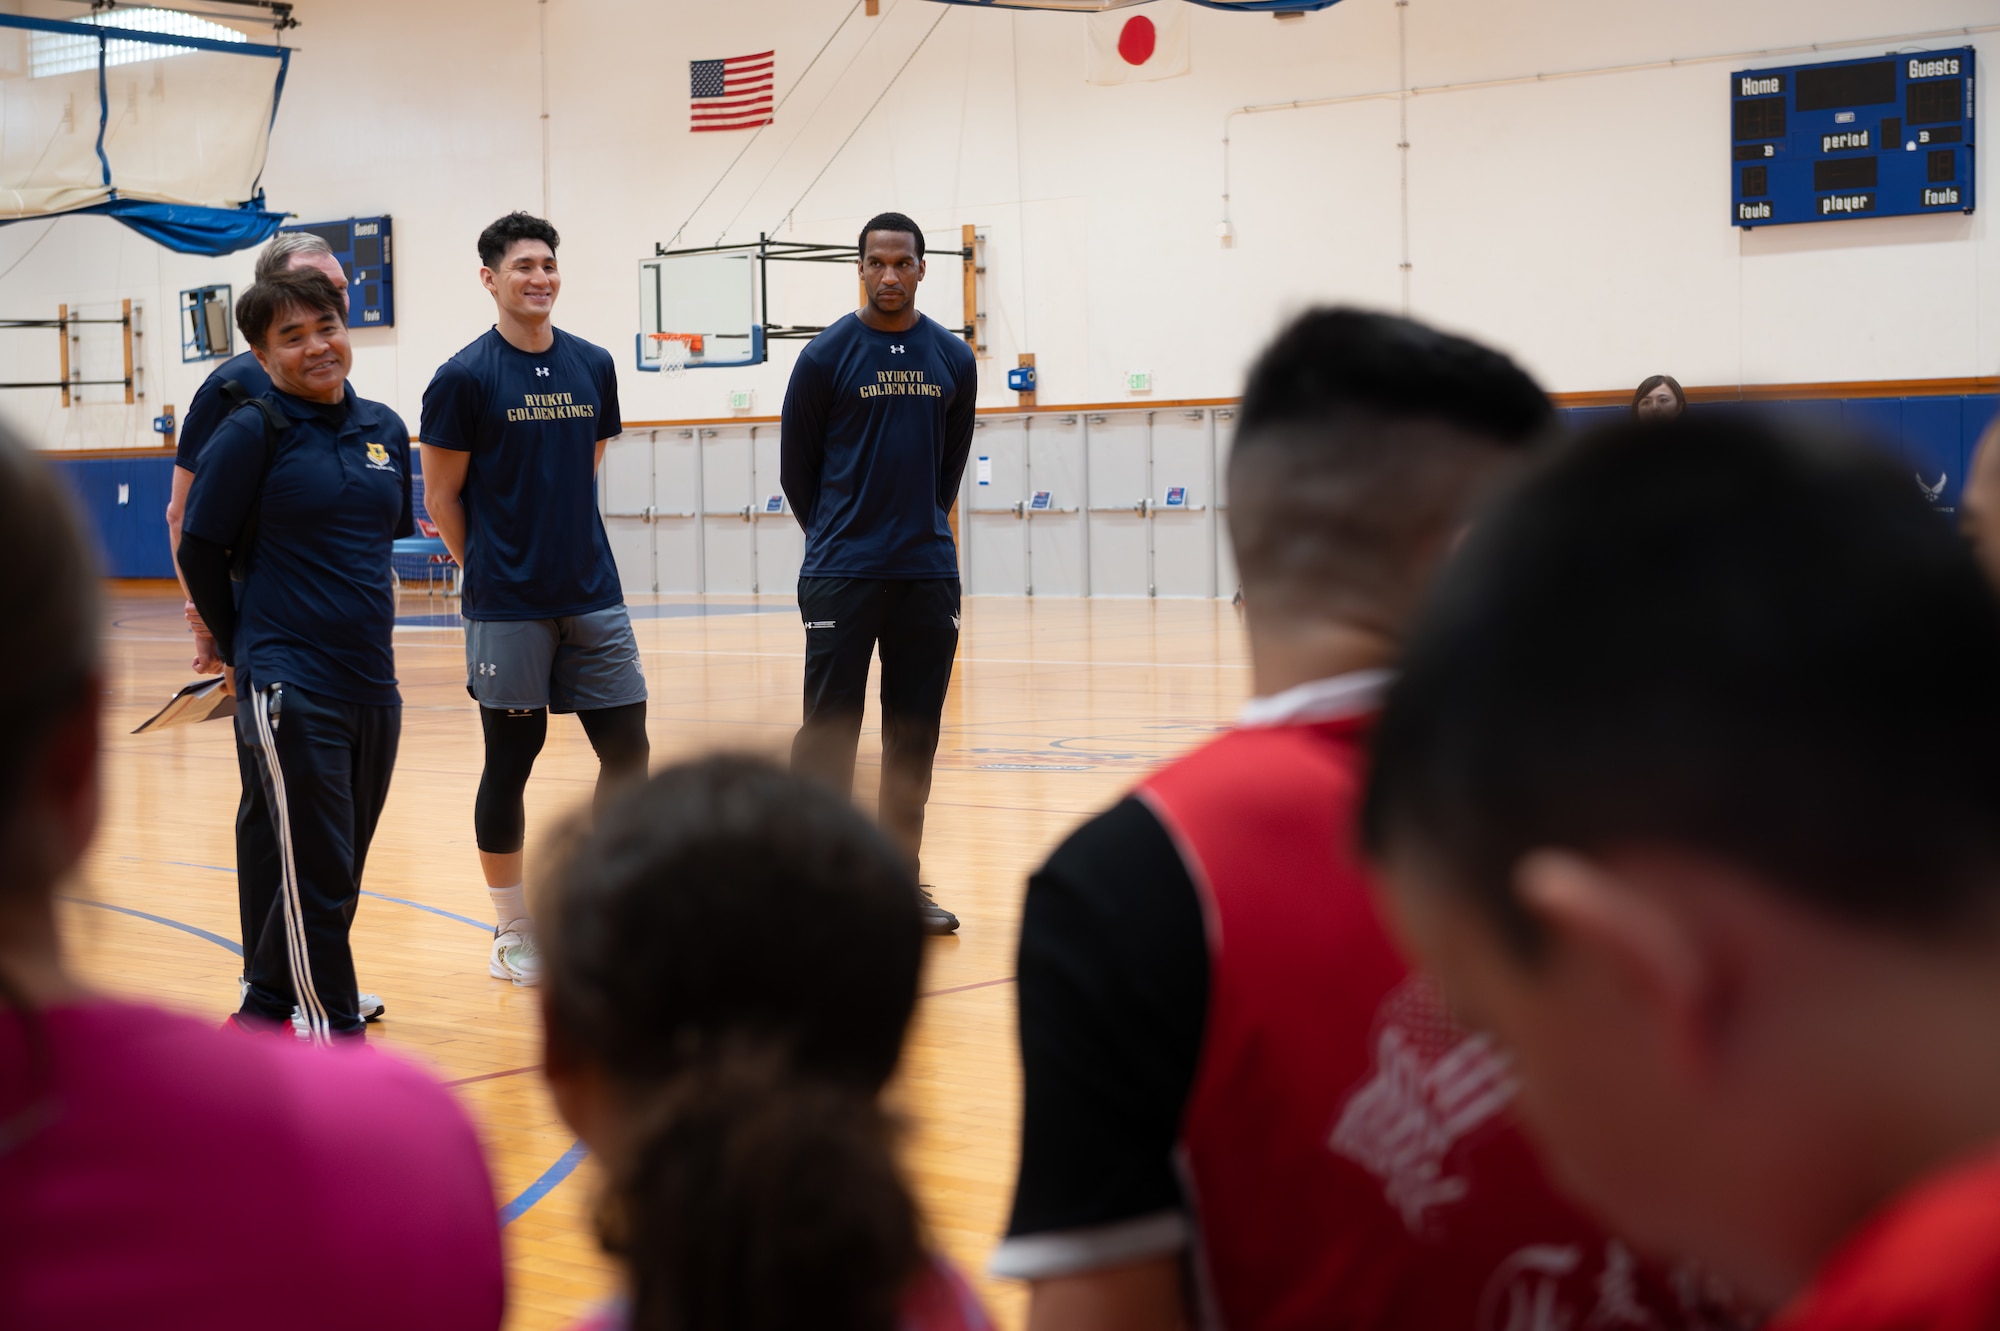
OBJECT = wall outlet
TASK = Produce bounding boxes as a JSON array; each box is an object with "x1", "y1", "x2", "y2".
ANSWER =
[
  {"x1": 729, "y1": 389, "x2": 753, "y2": 412},
  {"x1": 1126, "y1": 370, "x2": 1152, "y2": 393}
]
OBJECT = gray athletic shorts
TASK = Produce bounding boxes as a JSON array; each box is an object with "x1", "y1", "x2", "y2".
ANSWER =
[{"x1": 464, "y1": 605, "x2": 648, "y2": 714}]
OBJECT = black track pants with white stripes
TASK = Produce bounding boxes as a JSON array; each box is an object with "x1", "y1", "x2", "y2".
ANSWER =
[
  {"x1": 237, "y1": 681, "x2": 400, "y2": 1041},
  {"x1": 233, "y1": 722, "x2": 282, "y2": 965}
]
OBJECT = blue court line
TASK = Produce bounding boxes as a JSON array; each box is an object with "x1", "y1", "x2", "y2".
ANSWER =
[
  {"x1": 500, "y1": 1139, "x2": 590, "y2": 1227},
  {"x1": 125, "y1": 857, "x2": 492, "y2": 933},
  {"x1": 358, "y1": 890, "x2": 491, "y2": 931},
  {"x1": 63, "y1": 896, "x2": 244, "y2": 957}
]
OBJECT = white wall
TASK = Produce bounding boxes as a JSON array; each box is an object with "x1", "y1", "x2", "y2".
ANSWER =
[{"x1": 1, "y1": 0, "x2": 1992, "y2": 452}]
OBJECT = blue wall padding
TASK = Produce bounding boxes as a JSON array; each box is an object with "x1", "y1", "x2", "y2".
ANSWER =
[
  {"x1": 51, "y1": 450, "x2": 437, "y2": 580},
  {"x1": 1557, "y1": 393, "x2": 2000, "y2": 520},
  {"x1": 51, "y1": 398, "x2": 2000, "y2": 578},
  {"x1": 1966, "y1": 396, "x2": 2000, "y2": 461},
  {"x1": 1898, "y1": 398, "x2": 1962, "y2": 510},
  {"x1": 52, "y1": 455, "x2": 179, "y2": 578}
]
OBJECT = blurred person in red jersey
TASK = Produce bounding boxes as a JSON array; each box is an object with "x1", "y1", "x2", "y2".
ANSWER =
[{"x1": 1366, "y1": 413, "x2": 2000, "y2": 1331}]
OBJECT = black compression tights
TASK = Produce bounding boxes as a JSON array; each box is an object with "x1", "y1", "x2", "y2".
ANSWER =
[
  {"x1": 473, "y1": 702, "x2": 652, "y2": 854},
  {"x1": 474, "y1": 707, "x2": 547, "y2": 854},
  {"x1": 577, "y1": 700, "x2": 650, "y2": 812}
]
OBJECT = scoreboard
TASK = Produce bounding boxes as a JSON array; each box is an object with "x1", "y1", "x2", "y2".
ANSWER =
[
  {"x1": 280, "y1": 216, "x2": 395, "y2": 327},
  {"x1": 1731, "y1": 48, "x2": 1975, "y2": 228}
]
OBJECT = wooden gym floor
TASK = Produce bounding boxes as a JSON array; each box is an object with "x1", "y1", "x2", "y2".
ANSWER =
[{"x1": 68, "y1": 582, "x2": 1251, "y2": 1330}]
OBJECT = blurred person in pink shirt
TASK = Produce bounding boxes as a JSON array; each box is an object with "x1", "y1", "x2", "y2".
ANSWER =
[
  {"x1": 0, "y1": 425, "x2": 504, "y2": 1329},
  {"x1": 538, "y1": 756, "x2": 992, "y2": 1331}
]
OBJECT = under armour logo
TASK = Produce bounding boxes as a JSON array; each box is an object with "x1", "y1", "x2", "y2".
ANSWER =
[
  {"x1": 477, "y1": 662, "x2": 499, "y2": 676},
  {"x1": 890, "y1": 345, "x2": 906, "y2": 354},
  {"x1": 1917, "y1": 472, "x2": 1947, "y2": 502},
  {"x1": 534, "y1": 366, "x2": 550, "y2": 377}
]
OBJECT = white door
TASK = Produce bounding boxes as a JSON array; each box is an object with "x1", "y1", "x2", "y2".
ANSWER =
[
  {"x1": 1026, "y1": 413, "x2": 1087, "y2": 596},
  {"x1": 966, "y1": 415, "x2": 1029, "y2": 595},
  {"x1": 752, "y1": 425, "x2": 802, "y2": 597},
  {"x1": 1086, "y1": 411, "x2": 1152, "y2": 597},
  {"x1": 1214, "y1": 407, "x2": 1238, "y2": 600},
  {"x1": 1150, "y1": 409, "x2": 1217, "y2": 598},
  {"x1": 599, "y1": 432, "x2": 655, "y2": 595},
  {"x1": 652, "y1": 427, "x2": 703, "y2": 593},
  {"x1": 701, "y1": 427, "x2": 756, "y2": 593}
]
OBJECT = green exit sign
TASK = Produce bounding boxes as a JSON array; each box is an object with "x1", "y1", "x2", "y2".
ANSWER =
[
  {"x1": 1126, "y1": 370, "x2": 1152, "y2": 393},
  {"x1": 729, "y1": 390, "x2": 753, "y2": 411}
]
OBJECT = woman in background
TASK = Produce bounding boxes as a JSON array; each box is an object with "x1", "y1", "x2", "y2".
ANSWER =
[
  {"x1": 1632, "y1": 373, "x2": 1687, "y2": 419},
  {"x1": 539, "y1": 755, "x2": 992, "y2": 1331}
]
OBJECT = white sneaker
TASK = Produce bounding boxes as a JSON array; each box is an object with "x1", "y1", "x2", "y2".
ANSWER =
[
  {"x1": 288, "y1": 992, "x2": 384, "y2": 1038},
  {"x1": 490, "y1": 927, "x2": 540, "y2": 986}
]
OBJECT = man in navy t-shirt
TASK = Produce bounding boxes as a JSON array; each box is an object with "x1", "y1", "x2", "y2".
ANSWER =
[
  {"x1": 178, "y1": 267, "x2": 414, "y2": 1042},
  {"x1": 163, "y1": 231, "x2": 386, "y2": 1028},
  {"x1": 780, "y1": 211, "x2": 976, "y2": 934},
  {"x1": 420, "y1": 212, "x2": 648, "y2": 987}
]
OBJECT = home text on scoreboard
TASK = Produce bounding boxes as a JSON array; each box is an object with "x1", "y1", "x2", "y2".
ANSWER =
[{"x1": 1731, "y1": 48, "x2": 1975, "y2": 229}]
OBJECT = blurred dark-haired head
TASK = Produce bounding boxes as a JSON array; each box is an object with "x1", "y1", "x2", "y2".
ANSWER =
[
  {"x1": 1364, "y1": 414, "x2": 2000, "y2": 945},
  {"x1": 1361, "y1": 413, "x2": 2000, "y2": 1294},
  {"x1": 0, "y1": 426, "x2": 101, "y2": 910},
  {"x1": 540, "y1": 755, "x2": 923, "y2": 1092},
  {"x1": 537, "y1": 757, "x2": 928, "y2": 1330},
  {"x1": 1227, "y1": 307, "x2": 1552, "y2": 635},
  {"x1": 600, "y1": 1051, "x2": 920, "y2": 1331}
]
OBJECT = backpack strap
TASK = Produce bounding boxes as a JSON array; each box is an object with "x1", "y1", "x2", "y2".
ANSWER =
[{"x1": 218, "y1": 379, "x2": 292, "y2": 582}]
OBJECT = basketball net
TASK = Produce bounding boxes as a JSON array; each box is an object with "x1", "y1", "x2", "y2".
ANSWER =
[{"x1": 649, "y1": 332, "x2": 701, "y2": 379}]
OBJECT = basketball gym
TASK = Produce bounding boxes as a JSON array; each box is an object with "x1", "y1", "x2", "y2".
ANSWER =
[{"x1": 0, "y1": 1, "x2": 1993, "y2": 1327}]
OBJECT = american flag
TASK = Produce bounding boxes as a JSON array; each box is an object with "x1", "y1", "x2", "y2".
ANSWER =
[{"x1": 690, "y1": 51, "x2": 774, "y2": 133}]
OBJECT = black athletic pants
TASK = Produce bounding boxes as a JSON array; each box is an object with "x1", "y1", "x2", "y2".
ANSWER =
[
  {"x1": 233, "y1": 722, "x2": 281, "y2": 966},
  {"x1": 236, "y1": 681, "x2": 400, "y2": 1041},
  {"x1": 792, "y1": 577, "x2": 959, "y2": 874}
]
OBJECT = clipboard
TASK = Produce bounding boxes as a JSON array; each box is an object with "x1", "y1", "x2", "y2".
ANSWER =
[{"x1": 132, "y1": 677, "x2": 237, "y2": 734}]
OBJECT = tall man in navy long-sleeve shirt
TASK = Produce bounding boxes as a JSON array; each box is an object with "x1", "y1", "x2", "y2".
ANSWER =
[{"x1": 781, "y1": 211, "x2": 976, "y2": 934}]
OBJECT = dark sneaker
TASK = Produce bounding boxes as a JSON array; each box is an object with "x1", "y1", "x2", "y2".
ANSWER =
[{"x1": 918, "y1": 885, "x2": 960, "y2": 935}]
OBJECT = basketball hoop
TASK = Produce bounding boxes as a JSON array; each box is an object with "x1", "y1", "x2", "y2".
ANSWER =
[{"x1": 648, "y1": 332, "x2": 703, "y2": 378}]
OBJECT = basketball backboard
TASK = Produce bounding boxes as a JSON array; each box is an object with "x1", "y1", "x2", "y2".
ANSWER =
[{"x1": 636, "y1": 250, "x2": 764, "y2": 371}]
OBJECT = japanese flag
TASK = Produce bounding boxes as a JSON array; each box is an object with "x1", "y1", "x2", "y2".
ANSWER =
[{"x1": 1087, "y1": 2, "x2": 1189, "y2": 86}]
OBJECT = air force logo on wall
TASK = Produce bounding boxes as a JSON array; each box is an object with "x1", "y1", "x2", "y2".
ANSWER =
[{"x1": 1918, "y1": 472, "x2": 1948, "y2": 504}]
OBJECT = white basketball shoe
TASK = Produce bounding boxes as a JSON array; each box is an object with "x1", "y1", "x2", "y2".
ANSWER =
[{"x1": 490, "y1": 926, "x2": 541, "y2": 986}]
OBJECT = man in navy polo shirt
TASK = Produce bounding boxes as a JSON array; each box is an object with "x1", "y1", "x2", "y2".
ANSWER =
[
  {"x1": 168, "y1": 230, "x2": 348, "y2": 673},
  {"x1": 178, "y1": 267, "x2": 414, "y2": 1043},
  {"x1": 165, "y1": 231, "x2": 388, "y2": 1029},
  {"x1": 420, "y1": 212, "x2": 647, "y2": 987},
  {"x1": 780, "y1": 211, "x2": 976, "y2": 935}
]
